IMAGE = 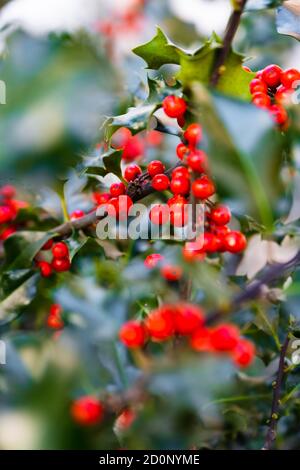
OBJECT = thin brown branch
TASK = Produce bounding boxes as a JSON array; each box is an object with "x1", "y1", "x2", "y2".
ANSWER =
[
  {"x1": 262, "y1": 334, "x2": 290, "y2": 450},
  {"x1": 210, "y1": 0, "x2": 248, "y2": 86},
  {"x1": 206, "y1": 251, "x2": 300, "y2": 325}
]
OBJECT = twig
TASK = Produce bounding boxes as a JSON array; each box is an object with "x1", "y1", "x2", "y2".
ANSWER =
[
  {"x1": 206, "y1": 251, "x2": 300, "y2": 325},
  {"x1": 210, "y1": 0, "x2": 248, "y2": 86},
  {"x1": 262, "y1": 334, "x2": 290, "y2": 450}
]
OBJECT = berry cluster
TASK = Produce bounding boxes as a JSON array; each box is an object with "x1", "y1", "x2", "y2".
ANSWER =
[
  {"x1": 0, "y1": 185, "x2": 28, "y2": 242},
  {"x1": 47, "y1": 303, "x2": 64, "y2": 329},
  {"x1": 250, "y1": 65, "x2": 300, "y2": 127},
  {"x1": 119, "y1": 303, "x2": 255, "y2": 368},
  {"x1": 36, "y1": 240, "x2": 71, "y2": 278}
]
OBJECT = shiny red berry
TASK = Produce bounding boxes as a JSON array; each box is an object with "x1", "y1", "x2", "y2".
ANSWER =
[
  {"x1": 107, "y1": 195, "x2": 133, "y2": 219},
  {"x1": 70, "y1": 210, "x2": 85, "y2": 220},
  {"x1": 174, "y1": 303, "x2": 205, "y2": 335},
  {"x1": 176, "y1": 143, "x2": 189, "y2": 160},
  {"x1": 203, "y1": 232, "x2": 222, "y2": 253},
  {"x1": 92, "y1": 192, "x2": 111, "y2": 205},
  {"x1": 210, "y1": 324, "x2": 240, "y2": 351},
  {"x1": 51, "y1": 257, "x2": 71, "y2": 272},
  {"x1": 39, "y1": 261, "x2": 53, "y2": 278},
  {"x1": 147, "y1": 160, "x2": 165, "y2": 178},
  {"x1": 47, "y1": 304, "x2": 63, "y2": 329},
  {"x1": 192, "y1": 176, "x2": 215, "y2": 199},
  {"x1": 124, "y1": 164, "x2": 142, "y2": 182},
  {"x1": 210, "y1": 205, "x2": 231, "y2": 226},
  {"x1": 151, "y1": 174, "x2": 170, "y2": 191},
  {"x1": 160, "y1": 264, "x2": 183, "y2": 282},
  {"x1": 71, "y1": 396, "x2": 104, "y2": 426},
  {"x1": 42, "y1": 238, "x2": 53, "y2": 251},
  {"x1": 162, "y1": 95, "x2": 187, "y2": 118},
  {"x1": 0, "y1": 185, "x2": 16, "y2": 199},
  {"x1": 184, "y1": 123, "x2": 202, "y2": 147},
  {"x1": 232, "y1": 338, "x2": 255, "y2": 368},
  {"x1": 171, "y1": 166, "x2": 189, "y2": 179},
  {"x1": 249, "y1": 78, "x2": 268, "y2": 94},
  {"x1": 149, "y1": 204, "x2": 169, "y2": 225},
  {"x1": 251, "y1": 92, "x2": 271, "y2": 108},
  {"x1": 119, "y1": 320, "x2": 146, "y2": 348},
  {"x1": 190, "y1": 327, "x2": 213, "y2": 351},
  {"x1": 187, "y1": 150, "x2": 208, "y2": 173},
  {"x1": 144, "y1": 253, "x2": 164, "y2": 269},
  {"x1": 110, "y1": 182, "x2": 126, "y2": 197},
  {"x1": 280, "y1": 68, "x2": 300, "y2": 89},
  {"x1": 170, "y1": 176, "x2": 190, "y2": 195},
  {"x1": 145, "y1": 306, "x2": 175, "y2": 341},
  {"x1": 0, "y1": 205, "x2": 15, "y2": 224},
  {"x1": 270, "y1": 104, "x2": 288, "y2": 126},
  {"x1": 223, "y1": 231, "x2": 247, "y2": 253},
  {"x1": 52, "y1": 242, "x2": 69, "y2": 259},
  {"x1": 261, "y1": 64, "x2": 282, "y2": 88}
]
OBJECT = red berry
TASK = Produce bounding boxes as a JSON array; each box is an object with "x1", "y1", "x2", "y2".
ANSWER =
[
  {"x1": 170, "y1": 201, "x2": 188, "y2": 227},
  {"x1": 92, "y1": 192, "x2": 111, "y2": 205},
  {"x1": 192, "y1": 176, "x2": 215, "y2": 199},
  {"x1": 187, "y1": 150, "x2": 208, "y2": 173},
  {"x1": 203, "y1": 232, "x2": 222, "y2": 253},
  {"x1": 151, "y1": 174, "x2": 170, "y2": 191},
  {"x1": 0, "y1": 185, "x2": 16, "y2": 199},
  {"x1": 172, "y1": 166, "x2": 189, "y2": 179},
  {"x1": 174, "y1": 303, "x2": 205, "y2": 335},
  {"x1": 51, "y1": 257, "x2": 71, "y2": 272},
  {"x1": 210, "y1": 205, "x2": 231, "y2": 226},
  {"x1": 52, "y1": 242, "x2": 69, "y2": 259},
  {"x1": 145, "y1": 306, "x2": 175, "y2": 341},
  {"x1": 210, "y1": 324, "x2": 240, "y2": 351},
  {"x1": 47, "y1": 304, "x2": 63, "y2": 329},
  {"x1": 115, "y1": 409, "x2": 136, "y2": 431},
  {"x1": 38, "y1": 261, "x2": 53, "y2": 278},
  {"x1": 255, "y1": 70, "x2": 263, "y2": 79},
  {"x1": 160, "y1": 264, "x2": 183, "y2": 282},
  {"x1": 275, "y1": 86, "x2": 293, "y2": 105},
  {"x1": 122, "y1": 134, "x2": 144, "y2": 161},
  {"x1": 149, "y1": 204, "x2": 169, "y2": 225},
  {"x1": 269, "y1": 104, "x2": 288, "y2": 126},
  {"x1": 42, "y1": 239, "x2": 53, "y2": 250},
  {"x1": 70, "y1": 210, "x2": 85, "y2": 220},
  {"x1": 124, "y1": 164, "x2": 142, "y2": 182},
  {"x1": 184, "y1": 124, "x2": 202, "y2": 147},
  {"x1": 261, "y1": 64, "x2": 282, "y2": 88},
  {"x1": 249, "y1": 78, "x2": 268, "y2": 94},
  {"x1": 144, "y1": 253, "x2": 164, "y2": 269},
  {"x1": 107, "y1": 195, "x2": 133, "y2": 220},
  {"x1": 251, "y1": 92, "x2": 271, "y2": 108},
  {"x1": 167, "y1": 195, "x2": 187, "y2": 207},
  {"x1": 177, "y1": 114, "x2": 186, "y2": 128},
  {"x1": 119, "y1": 320, "x2": 146, "y2": 348},
  {"x1": 170, "y1": 176, "x2": 190, "y2": 196},
  {"x1": 182, "y1": 241, "x2": 205, "y2": 262},
  {"x1": 281, "y1": 68, "x2": 300, "y2": 89},
  {"x1": 232, "y1": 338, "x2": 255, "y2": 368},
  {"x1": 0, "y1": 205, "x2": 15, "y2": 224},
  {"x1": 176, "y1": 143, "x2": 189, "y2": 160},
  {"x1": 145, "y1": 130, "x2": 163, "y2": 146},
  {"x1": 71, "y1": 396, "x2": 104, "y2": 426},
  {"x1": 110, "y1": 182, "x2": 126, "y2": 197},
  {"x1": 147, "y1": 160, "x2": 165, "y2": 178},
  {"x1": 162, "y1": 95, "x2": 187, "y2": 118},
  {"x1": 0, "y1": 225, "x2": 17, "y2": 240},
  {"x1": 223, "y1": 231, "x2": 247, "y2": 253},
  {"x1": 190, "y1": 327, "x2": 213, "y2": 351}
]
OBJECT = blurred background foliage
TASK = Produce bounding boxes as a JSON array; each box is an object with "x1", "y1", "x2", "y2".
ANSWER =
[{"x1": 1, "y1": 0, "x2": 300, "y2": 450}]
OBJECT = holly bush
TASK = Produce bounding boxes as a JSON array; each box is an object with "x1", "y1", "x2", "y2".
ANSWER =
[{"x1": 1, "y1": 0, "x2": 300, "y2": 451}]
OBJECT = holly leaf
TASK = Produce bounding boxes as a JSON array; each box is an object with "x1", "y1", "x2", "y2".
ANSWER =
[
  {"x1": 0, "y1": 274, "x2": 39, "y2": 326},
  {"x1": 106, "y1": 104, "x2": 157, "y2": 139},
  {"x1": 132, "y1": 27, "x2": 180, "y2": 69},
  {"x1": 82, "y1": 148, "x2": 122, "y2": 178},
  {"x1": 277, "y1": 2, "x2": 300, "y2": 40},
  {"x1": 245, "y1": 0, "x2": 282, "y2": 10}
]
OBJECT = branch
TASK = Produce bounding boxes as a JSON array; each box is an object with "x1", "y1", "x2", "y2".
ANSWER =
[
  {"x1": 210, "y1": 0, "x2": 248, "y2": 86},
  {"x1": 51, "y1": 165, "x2": 179, "y2": 238},
  {"x1": 206, "y1": 251, "x2": 300, "y2": 324},
  {"x1": 262, "y1": 334, "x2": 290, "y2": 450}
]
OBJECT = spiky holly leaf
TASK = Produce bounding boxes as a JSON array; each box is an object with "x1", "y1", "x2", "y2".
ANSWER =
[
  {"x1": 133, "y1": 27, "x2": 180, "y2": 69},
  {"x1": 105, "y1": 104, "x2": 158, "y2": 139},
  {"x1": 134, "y1": 29, "x2": 255, "y2": 100},
  {"x1": 82, "y1": 149, "x2": 122, "y2": 178}
]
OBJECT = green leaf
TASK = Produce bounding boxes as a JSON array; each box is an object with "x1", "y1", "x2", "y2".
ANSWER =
[
  {"x1": 133, "y1": 27, "x2": 180, "y2": 69},
  {"x1": 277, "y1": 3, "x2": 300, "y2": 40},
  {"x1": 0, "y1": 274, "x2": 39, "y2": 326},
  {"x1": 82, "y1": 149, "x2": 122, "y2": 178},
  {"x1": 3, "y1": 231, "x2": 52, "y2": 271},
  {"x1": 106, "y1": 104, "x2": 157, "y2": 139}
]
